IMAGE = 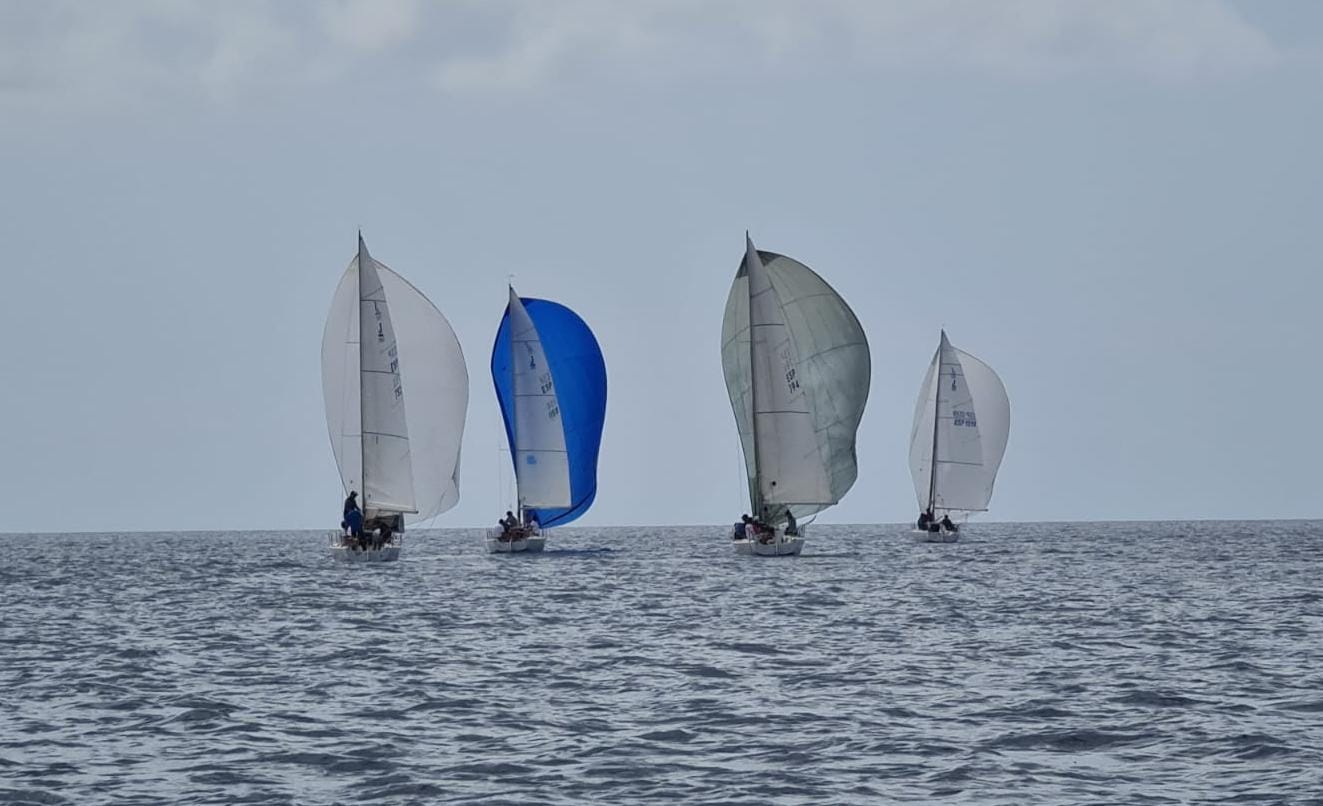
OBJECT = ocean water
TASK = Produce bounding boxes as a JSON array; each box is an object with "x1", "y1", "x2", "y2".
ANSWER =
[{"x1": 2, "y1": 521, "x2": 1321, "y2": 805}]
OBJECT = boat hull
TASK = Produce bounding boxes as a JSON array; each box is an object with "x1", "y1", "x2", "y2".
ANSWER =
[
  {"x1": 486, "y1": 528, "x2": 546, "y2": 554},
  {"x1": 330, "y1": 532, "x2": 402, "y2": 562},
  {"x1": 910, "y1": 528, "x2": 959, "y2": 544},
  {"x1": 733, "y1": 527, "x2": 804, "y2": 556}
]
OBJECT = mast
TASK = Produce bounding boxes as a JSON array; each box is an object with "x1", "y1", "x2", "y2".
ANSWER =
[
  {"x1": 509, "y1": 285, "x2": 522, "y2": 523},
  {"x1": 357, "y1": 231, "x2": 368, "y2": 513},
  {"x1": 745, "y1": 233, "x2": 763, "y2": 517},
  {"x1": 926, "y1": 331, "x2": 943, "y2": 513}
]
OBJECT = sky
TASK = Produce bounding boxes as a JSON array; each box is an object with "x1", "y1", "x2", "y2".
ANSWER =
[{"x1": 1, "y1": 0, "x2": 1321, "y2": 532}]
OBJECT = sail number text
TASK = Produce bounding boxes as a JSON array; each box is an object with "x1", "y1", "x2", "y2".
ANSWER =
[
  {"x1": 778, "y1": 345, "x2": 801, "y2": 394},
  {"x1": 389, "y1": 345, "x2": 403, "y2": 399}
]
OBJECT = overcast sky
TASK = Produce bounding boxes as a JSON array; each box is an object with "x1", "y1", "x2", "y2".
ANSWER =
[{"x1": 2, "y1": 0, "x2": 1320, "y2": 532}]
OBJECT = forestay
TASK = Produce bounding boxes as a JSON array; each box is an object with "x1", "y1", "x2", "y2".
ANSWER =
[
  {"x1": 908, "y1": 331, "x2": 1010, "y2": 514},
  {"x1": 721, "y1": 235, "x2": 871, "y2": 520},
  {"x1": 321, "y1": 236, "x2": 469, "y2": 522},
  {"x1": 492, "y1": 290, "x2": 607, "y2": 527}
]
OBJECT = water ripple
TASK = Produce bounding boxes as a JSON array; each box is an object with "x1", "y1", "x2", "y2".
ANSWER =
[{"x1": 1, "y1": 522, "x2": 1321, "y2": 803}]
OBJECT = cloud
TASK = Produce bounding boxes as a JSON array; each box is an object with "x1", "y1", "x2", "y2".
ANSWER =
[
  {"x1": 432, "y1": 0, "x2": 1283, "y2": 91},
  {"x1": 0, "y1": 0, "x2": 1286, "y2": 108},
  {"x1": 318, "y1": 0, "x2": 420, "y2": 53},
  {"x1": 0, "y1": 0, "x2": 419, "y2": 106}
]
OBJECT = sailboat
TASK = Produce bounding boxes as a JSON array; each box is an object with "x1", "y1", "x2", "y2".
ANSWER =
[
  {"x1": 720, "y1": 234, "x2": 871, "y2": 556},
  {"x1": 487, "y1": 287, "x2": 607, "y2": 554},
  {"x1": 908, "y1": 330, "x2": 1010, "y2": 543},
  {"x1": 321, "y1": 234, "x2": 469, "y2": 562}
]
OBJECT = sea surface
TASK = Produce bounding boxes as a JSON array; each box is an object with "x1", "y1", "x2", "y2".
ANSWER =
[{"x1": 2, "y1": 522, "x2": 1321, "y2": 805}]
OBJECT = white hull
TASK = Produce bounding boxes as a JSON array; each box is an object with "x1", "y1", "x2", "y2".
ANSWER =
[
  {"x1": 330, "y1": 532, "x2": 402, "y2": 562},
  {"x1": 485, "y1": 527, "x2": 546, "y2": 554},
  {"x1": 732, "y1": 526, "x2": 804, "y2": 556},
  {"x1": 910, "y1": 527, "x2": 959, "y2": 543}
]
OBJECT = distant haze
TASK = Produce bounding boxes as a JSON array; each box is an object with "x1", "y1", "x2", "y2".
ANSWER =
[{"x1": 2, "y1": 1, "x2": 1320, "y2": 531}]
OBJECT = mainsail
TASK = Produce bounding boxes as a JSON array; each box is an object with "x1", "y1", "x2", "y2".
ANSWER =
[
  {"x1": 491, "y1": 289, "x2": 607, "y2": 527},
  {"x1": 908, "y1": 331, "x2": 1010, "y2": 514},
  {"x1": 721, "y1": 234, "x2": 871, "y2": 521},
  {"x1": 322, "y1": 235, "x2": 469, "y2": 522}
]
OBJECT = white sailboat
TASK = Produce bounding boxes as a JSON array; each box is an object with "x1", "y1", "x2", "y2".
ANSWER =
[
  {"x1": 721, "y1": 234, "x2": 871, "y2": 556},
  {"x1": 908, "y1": 330, "x2": 1010, "y2": 543},
  {"x1": 321, "y1": 234, "x2": 469, "y2": 562},
  {"x1": 485, "y1": 287, "x2": 607, "y2": 553},
  {"x1": 487, "y1": 289, "x2": 556, "y2": 553}
]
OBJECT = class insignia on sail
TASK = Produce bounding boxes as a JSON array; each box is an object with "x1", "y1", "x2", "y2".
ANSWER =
[
  {"x1": 720, "y1": 233, "x2": 871, "y2": 556},
  {"x1": 321, "y1": 233, "x2": 469, "y2": 563},
  {"x1": 908, "y1": 330, "x2": 1010, "y2": 543},
  {"x1": 487, "y1": 287, "x2": 607, "y2": 554}
]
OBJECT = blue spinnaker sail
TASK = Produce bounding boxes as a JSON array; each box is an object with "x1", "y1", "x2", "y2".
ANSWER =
[{"x1": 491, "y1": 297, "x2": 607, "y2": 527}]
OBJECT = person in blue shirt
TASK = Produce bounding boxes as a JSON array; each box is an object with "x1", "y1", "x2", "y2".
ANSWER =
[
  {"x1": 341, "y1": 491, "x2": 364, "y2": 547},
  {"x1": 344, "y1": 507, "x2": 364, "y2": 545}
]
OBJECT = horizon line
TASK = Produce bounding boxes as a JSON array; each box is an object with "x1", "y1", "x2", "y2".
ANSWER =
[{"x1": 3, "y1": 516, "x2": 1319, "y2": 537}]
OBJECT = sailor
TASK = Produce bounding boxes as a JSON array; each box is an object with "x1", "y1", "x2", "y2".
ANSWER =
[
  {"x1": 916, "y1": 510, "x2": 932, "y2": 531},
  {"x1": 785, "y1": 509, "x2": 799, "y2": 537},
  {"x1": 344, "y1": 491, "x2": 360, "y2": 522},
  {"x1": 344, "y1": 506, "x2": 364, "y2": 546},
  {"x1": 526, "y1": 511, "x2": 540, "y2": 532},
  {"x1": 733, "y1": 514, "x2": 750, "y2": 540},
  {"x1": 751, "y1": 507, "x2": 772, "y2": 543},
  {"x1": 939, "y1": 514, "x2": 958, "y2": 533},
  {"x1": 926, "y1": 509, "x2": 942, "y2": 532}
]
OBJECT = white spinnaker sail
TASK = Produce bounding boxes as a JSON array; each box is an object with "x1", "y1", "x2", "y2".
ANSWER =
[
  {"x1": 721, "y1": 235, "x2": 871, "y2": 519},
  {"x1": 322, "y1": 238, "x2": 469, "y2": 522},
  {"x1": 908, "y1": 332, "x2": 1010, "y2": 514},
  {"x1": 507, "y1": 288, "x2": 571, "y2": 509}
]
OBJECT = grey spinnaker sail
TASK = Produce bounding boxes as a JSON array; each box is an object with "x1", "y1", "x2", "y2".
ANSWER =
[{"x1": 721, "y1": 235, "x2": 871, "y2": 521}]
